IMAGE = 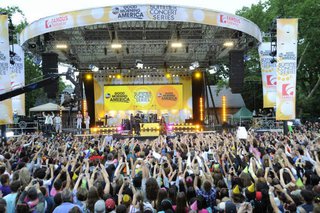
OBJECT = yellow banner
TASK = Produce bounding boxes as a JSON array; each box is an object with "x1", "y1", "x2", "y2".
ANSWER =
[
  {"x1": 104, "y1": 85, "x2": 183, "y2": 111},
  {"x1": 276, "y1": 19, "x2": 298, "y2": 120},
  {"x1": 259, "y1": 42, "x2": 277, "y2": 108},
  {"x1": 0, "y1": 15, "x2": 13, "y2": 124}
]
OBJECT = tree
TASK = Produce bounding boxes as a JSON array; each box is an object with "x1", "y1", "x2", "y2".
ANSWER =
[
  {"x1": 1, "y1": 6, "x2": 67, "y2": 113},
  {"x1": 236, "y1": 0, "x2": 320, "y2": 117}
]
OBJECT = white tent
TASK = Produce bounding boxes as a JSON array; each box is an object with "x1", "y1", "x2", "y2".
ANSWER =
[{"x1": 29, "y1": 103, "x2": 65, "y2": 112}]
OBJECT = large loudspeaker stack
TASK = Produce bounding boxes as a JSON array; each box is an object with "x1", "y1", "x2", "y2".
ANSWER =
[
  {"x1": 42, "y1": 53, "x2": 58, "y2": 99},
  {"x1": 229, "y1": 50, "x2": 244, "y2": 93}
]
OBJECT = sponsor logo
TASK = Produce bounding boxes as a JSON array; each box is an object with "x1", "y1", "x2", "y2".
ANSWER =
[
  {"x1": 266, "y1": 75, "x2": 277, "y2": 86},
  {"x1": 45, "y1": 15, "x2": 69, "y2": 29},
  {"x1": 282, "y1": 84, "x2": 294, "y2": 97},
  {"x1": 149, "y1": 5, "x2": 177, "y2": 21},
  {"x1": 219, "y1": 14, "x2": 241, "y2": 26},
  {"x1": 112, "y1": 5, "x2": 144, "y2": 20},
  {"x1": 112, "y1": 7, "x2": 120, "y2": 15}
]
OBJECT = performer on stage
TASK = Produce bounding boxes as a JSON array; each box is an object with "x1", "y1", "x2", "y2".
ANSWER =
[
  {"x1": 54, "y1": 113, "x2": 62, "y2": 133},
  {"x1": 134, "y1": 113, "x2": 141, "y2": 135},
  {"x1": 159, "y1": 116, "x2": 167, "y2": 135},
  {"x1": 76, "y1": 111, "x2": 83, "y2": 130},
  {"x1": 105, "y1": 113, "x2": 109, "y2": 126},
  {"x1": 129, "y1": 113, "x2": 134, "y2": 134},
  {"x1": 84, "y1": 112, "x2": 90, "y2": 130},
  {"x1": 43, "y1": 112, "x2": 54, "y2": 133}
]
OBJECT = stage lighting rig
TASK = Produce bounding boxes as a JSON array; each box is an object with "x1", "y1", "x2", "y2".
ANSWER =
[{"x1": 135, "y1": 60, "x2": 143, "y2": 69}]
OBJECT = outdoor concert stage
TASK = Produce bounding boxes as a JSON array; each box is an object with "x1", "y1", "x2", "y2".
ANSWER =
[
  {"x1": 90, "y1": 122, "x2": 202, "y2": 137},
  {"x1": 18, "y1": 4, "x2": 262, "y2": 127}
]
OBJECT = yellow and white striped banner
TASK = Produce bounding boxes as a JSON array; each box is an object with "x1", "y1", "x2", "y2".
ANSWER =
[
  {"x1": 276, "y1": 19, "x2": 298, "y2": 120},
  {"x1": 259, "y1": 42, "x2": 277, "y2": 108},
  {"x1": 0, "y1": 15, "x2": 13, "y2": 124}
]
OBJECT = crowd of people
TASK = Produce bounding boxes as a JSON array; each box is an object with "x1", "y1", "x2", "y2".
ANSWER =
[{"x1": 0, "y1": 122, "x2": 319, "y2": 213}]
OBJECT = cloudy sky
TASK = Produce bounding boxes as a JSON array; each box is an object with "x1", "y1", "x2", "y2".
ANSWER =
[{"x1": 0, "y1": 0, "x2": 260, "y2": 24}]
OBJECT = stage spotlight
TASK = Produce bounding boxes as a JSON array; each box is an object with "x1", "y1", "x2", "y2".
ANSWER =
[
  {"x1": 223, "y1": 41, "x2": 234, "y2": 47},
  {"x1": 56, "y1": 44, "x2": 68, "y2": 49},
  {"x1": 135, "y1": 60, "x2": 143, "y2": 69},
  {"x1": 111, "y1": 43, "x2": 122, "y2": 49},
  {"x1": 270, "y1": 58, "x2": 277, "y2": 64},
  {"x1": 85, "y1": 74, "x2": 92, "y2": 80},
  {"x1": 165, "y1": 73, "x2": 171, "y2": 78},
  {"x1": 116, "y1": 74, "x2": 121, "y2": 79},
  {"x1": 194, "y1": 71, "x2": 202, "y2": 79},
  {"x1": 10, "y1": 58, "x2": 15, "y2": 65},
  {"x1": 171, "y1": 42, "x2": 182, "y2": 48},
  {"x1": 117, "y1": 126, "x2": 122, "y2": 131},
  {"x1": 269, "y1": 50, "x2": 277, "y2": 57}
]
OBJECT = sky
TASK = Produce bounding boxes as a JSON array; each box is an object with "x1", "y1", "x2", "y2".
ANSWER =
[{"x1": 0, "y1": 0, "x2": 260, "y2": 24}]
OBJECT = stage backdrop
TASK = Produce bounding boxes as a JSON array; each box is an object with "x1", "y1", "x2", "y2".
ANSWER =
[
  {"x1": 94, "y1": 75, "x2": 192, "y2": 125},
  {"x1": 104, "y1": 85, "x2": 183, "y2": 111}
]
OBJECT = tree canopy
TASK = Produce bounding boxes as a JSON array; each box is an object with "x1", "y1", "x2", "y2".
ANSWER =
[
  {"x1": 237, "y1": 0, "x2": 320, "y2": 117},
  {"x1": 1, "y1": 6, "x2": 66, "y2": 113}
]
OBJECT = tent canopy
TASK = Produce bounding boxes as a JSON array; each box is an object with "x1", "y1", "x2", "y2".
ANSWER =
[
  {"x1": 29, "y1": 103, "x2": 65, "y2": 112},
  {"x1": 233, "y1": 107, "x2": 253, "y2": 120}
]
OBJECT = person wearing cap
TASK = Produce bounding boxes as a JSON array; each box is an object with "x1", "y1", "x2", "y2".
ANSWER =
[
  {"x1": 94, "y1": 199, "x2": 106, "y2": 213},
  {"x1": 105, "y1": 198, "x2": 116, "y2": 212}
]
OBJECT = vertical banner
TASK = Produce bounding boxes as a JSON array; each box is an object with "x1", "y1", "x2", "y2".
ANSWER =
[
  {"x1": 10, "y1": 44, "x2": 25, "y2": 115},
  {"x1": 0, "y1": 15, "x2": 13, "y2": 124},
  {"x1": 259, "y1": 42, "x2": 277, "y2": 108},
  {"x1": 276, "y1": 19, "x2": 298, "y2": 120}
]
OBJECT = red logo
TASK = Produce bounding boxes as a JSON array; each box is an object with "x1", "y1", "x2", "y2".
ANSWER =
[
  {"x1": 282, "y1": 84, "x2": 294, "y2": 97},
  {"x1": 266, "y1": 75, "x2": 277, "y2": 86},
  {"x1": 44, "y1": 15, "x2": 68, "y2": 29},
  {"x1": 219, "y1": 14, "x2": 241, "y2": 26},
  {"x1": 45, "y1": 20, "x2": 52, "y2": 28}
]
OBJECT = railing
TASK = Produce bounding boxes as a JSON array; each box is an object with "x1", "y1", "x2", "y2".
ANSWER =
[
  {"x1": 6, "y1": 121, "x2": 39, "y2": 133},
  {"x1": 252, "y1": 116, "x2": 283, "y2": 130}
]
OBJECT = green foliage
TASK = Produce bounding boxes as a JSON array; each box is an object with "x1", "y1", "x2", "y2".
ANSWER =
[
  {"x1": 1, "y1": 6, "x2": 68, "y2": 113},
  {"x1": 236, "y1": 0, "x2": 320, "y2": 116},
  {"x1": 24, "y1": 57, "x2": 47, "y2": 112}
]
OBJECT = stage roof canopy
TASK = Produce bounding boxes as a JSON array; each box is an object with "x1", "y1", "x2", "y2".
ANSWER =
[{"x1": 20, "y1": 4, "x2": 262, "y2": 71}]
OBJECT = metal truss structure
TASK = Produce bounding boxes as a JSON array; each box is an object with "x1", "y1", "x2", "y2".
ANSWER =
[{"x1": 26, "y1": 21, "x2": 257, "y2": 72}]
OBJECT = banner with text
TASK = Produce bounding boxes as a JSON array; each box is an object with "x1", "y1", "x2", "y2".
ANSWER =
[
  {"x1": 104, "y1": 85, "x2": 183, "y2": 111},
  {"x1": 276, "y1": 19, "x2": 298, "y2": 120},
  {"x1": 20, "y1": 5, "x2": 262, "y2": 45},
  {"x1": 0, "y1": 15, "x2": 13, "y2": 124},
  {"x1": 259, "y1": 42, "x2": 277, "y2": 108},
  {"x1": 10, "y1": 44, "x2": 25, "y2": 115}
]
